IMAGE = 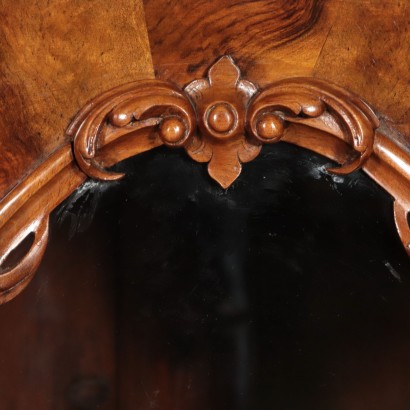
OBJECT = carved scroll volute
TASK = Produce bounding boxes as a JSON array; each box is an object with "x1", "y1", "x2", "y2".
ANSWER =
[
  {"x1": 246, "y1": 78, "x2": 380, "y2": 175},
  {"x1": 68, "y1": 80, "x2": 197, "y2": 180}
]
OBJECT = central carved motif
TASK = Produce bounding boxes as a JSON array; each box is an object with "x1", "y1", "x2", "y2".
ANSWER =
[{"x1": 183, "y1": 56, "x2": 261, "y2": 188}]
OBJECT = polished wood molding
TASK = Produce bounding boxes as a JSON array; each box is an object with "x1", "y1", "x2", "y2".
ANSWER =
[{"x1": 1, "y1": 56, "x2": 409, "y2": 303}]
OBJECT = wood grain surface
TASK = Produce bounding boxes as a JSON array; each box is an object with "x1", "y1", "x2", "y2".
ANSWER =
[
  {"x1": 144, "y1": 0, "x2": 410, "y2": 124},
  {"x1": 0, "y1": 0, "x2": 154, "y2": 198}
]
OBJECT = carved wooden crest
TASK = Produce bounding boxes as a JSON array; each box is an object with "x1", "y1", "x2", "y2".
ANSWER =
[
  {"x1": 0, "y1": 56, "x2": 409, "y2": 303},
  {"x1": 70, "y1": 56, "x2": 379, "y2": 189}
]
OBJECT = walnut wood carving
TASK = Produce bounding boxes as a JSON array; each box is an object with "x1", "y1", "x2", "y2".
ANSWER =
[{"x1": 1, "y1": 56, "x2": 409, "y2": 304}]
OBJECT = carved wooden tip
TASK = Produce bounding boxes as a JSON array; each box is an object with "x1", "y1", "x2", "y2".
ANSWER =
[
  {"x1": 159, "y1": 117, "x2": 186, "y2": 145},
  {"x1": 393, "y1": 201, "x2": 410, "y2": 256},
  {"x1": 255, "y1": 113, "x2": 285, "y2": 142},
  {"x1": 208, "y1": 55, "x2": 240, "y2": 87},
  {"x1": 109, "y1": 112, "x2": 132, "y2": 127}
]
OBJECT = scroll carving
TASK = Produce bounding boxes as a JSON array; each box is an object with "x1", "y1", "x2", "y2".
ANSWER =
[
  {"x1": 0, "y1": 55, "x2": 410, "y2": 303},
  {"x1": 247, "y1": 77, "x2": 380, "y2": 175},
  {"x1": 69, "y1": 80, "x2": 196, "y2": 181}
]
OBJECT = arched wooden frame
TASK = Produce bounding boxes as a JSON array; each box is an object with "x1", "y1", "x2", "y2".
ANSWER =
[{"x1": 0, "y1": 56, "x2": 409, "y2": 304}]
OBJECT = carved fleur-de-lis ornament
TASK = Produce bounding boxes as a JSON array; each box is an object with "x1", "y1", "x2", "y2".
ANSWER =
[{"x1": 184, "y1": 56, "x2": 262, "y2": 188}]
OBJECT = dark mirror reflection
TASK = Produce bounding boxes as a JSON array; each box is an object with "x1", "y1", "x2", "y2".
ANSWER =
[{"x1": 1, "y1": 143, "x2": 410, "y2": 410}]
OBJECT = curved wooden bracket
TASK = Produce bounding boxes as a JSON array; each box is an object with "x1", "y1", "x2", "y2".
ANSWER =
[{"x1": 1, "y1": 55, "x2": 410, "y2": 303}]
